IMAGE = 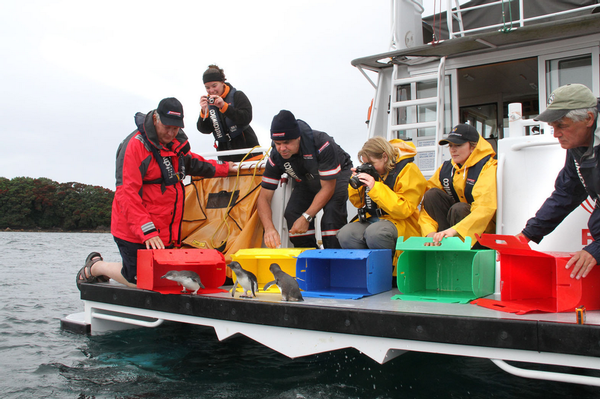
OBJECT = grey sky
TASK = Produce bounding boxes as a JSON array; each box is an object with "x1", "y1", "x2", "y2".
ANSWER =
[{"x1": 1, "y1": 1, "x2": 442, "y2": 189}]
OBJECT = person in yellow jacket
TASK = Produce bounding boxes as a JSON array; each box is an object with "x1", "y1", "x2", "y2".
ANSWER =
[
  {"x1": 337, "y1": 137, "x2": 427, "y2": 251},
  {"x1": 419, "y1": 124, "x2": 497, "y2": 247}
]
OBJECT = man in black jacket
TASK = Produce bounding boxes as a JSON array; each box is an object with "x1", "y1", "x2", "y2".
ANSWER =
[
  {"x1": 518, "y1": 84, "x2": 600, "y2": 280},
  {"x1": 258, "y1": 110, "x2": 353, "y2": 249}
]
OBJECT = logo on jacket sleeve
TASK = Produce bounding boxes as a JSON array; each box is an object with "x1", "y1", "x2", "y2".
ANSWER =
[{"x1": 318, "y1": 142, "x2": 330, "y2": 153}]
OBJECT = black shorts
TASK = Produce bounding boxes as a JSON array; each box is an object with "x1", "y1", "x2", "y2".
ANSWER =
[{"x1": 114, "y1": 236, "x2": 145, "y2": 284}]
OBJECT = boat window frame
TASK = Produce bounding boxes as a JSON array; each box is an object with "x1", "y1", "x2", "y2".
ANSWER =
[{"x1": 538, "y1": 46, "x2": 600, "y2": 110}]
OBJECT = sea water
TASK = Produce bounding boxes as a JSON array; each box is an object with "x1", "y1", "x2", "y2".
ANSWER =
[{"x1": 1, "y1": 231, "x2": 600, "y2": 399}]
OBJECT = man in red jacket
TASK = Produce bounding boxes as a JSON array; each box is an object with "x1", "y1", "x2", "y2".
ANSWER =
[{"x1": 77, "y1": 98, "x2": 233, "y2": 288}]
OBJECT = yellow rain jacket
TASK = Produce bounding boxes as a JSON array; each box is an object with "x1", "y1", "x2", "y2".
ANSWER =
[
  {"x1": 348, "y1": 139, "x2": 427, "y2": 240},
  {"x1": 419, "y1": 137, "x2": 497, "y2": 246}
]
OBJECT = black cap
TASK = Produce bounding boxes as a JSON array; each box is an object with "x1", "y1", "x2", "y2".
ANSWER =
[
  {"x1": 156, "y1": 97, "x2": 184, "y2": 128},
  {"x1": 270, "y1": 110, "x2": 301, "y2": 140},
  {"x1": 439, "y1": 124, "x2": 479, "y2": 145}
]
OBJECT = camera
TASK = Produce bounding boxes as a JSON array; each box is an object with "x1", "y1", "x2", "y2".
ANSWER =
[
  {"x1": 349, "y1": 163, "x2": 379, "y2": 189},
  {"x1": 357, "y1": 208, "x2": 368, "y2": 223},
  {"x1": 208, "y1": 96, "x2": 215, "y2": 105}
]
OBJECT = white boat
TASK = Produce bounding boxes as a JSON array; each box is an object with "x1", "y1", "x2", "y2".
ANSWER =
[{"x1": 63, "y1": 0, "x2": 600, "y2": 387}]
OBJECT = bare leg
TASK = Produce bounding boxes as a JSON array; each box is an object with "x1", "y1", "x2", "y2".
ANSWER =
[
  {"x1": 93, "y1": 261, "x2": 136, "y2": 287},
  {"x1": 85, "y1": 254, "x2": 137, "y2": 288}
]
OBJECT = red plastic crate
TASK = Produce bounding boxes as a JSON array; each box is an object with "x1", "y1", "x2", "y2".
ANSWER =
[
  {"x1": 137, "y1": 249, "x2": 227, "y2": 294},
  {"x1": 473, "y1": 234, "x2": 600, "y2": 314}
]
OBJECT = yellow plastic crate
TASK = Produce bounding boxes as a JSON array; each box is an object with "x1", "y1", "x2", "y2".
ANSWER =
[{"x1": 230, "y1": 248, "x2": 311, "y2": 292}]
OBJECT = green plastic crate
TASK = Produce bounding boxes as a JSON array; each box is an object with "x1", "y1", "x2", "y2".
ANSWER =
[{"x1": 392, "y1": 236, "x2": 495, "y2": 304}]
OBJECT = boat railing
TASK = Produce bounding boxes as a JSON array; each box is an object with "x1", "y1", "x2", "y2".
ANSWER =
[
  {"x1": 446, "y1": 0, "x2": 599, "y2": 38},
  {"x1": 195, "y1": 146, "x2": 271, "y2": 170}
]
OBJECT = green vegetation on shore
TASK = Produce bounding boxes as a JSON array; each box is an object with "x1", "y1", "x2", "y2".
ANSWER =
[{"x1": 0, "y1": 177, "x2": 114, "y2": 231}]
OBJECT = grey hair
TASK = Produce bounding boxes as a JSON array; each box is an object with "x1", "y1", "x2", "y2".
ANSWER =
[{"x1": 564, "y1": 107, "x2": 598, "y2": 122}]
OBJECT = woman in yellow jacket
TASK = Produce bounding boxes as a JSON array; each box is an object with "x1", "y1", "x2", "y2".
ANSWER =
[
  {"x1": 337, "y1": 137, "x2": 427, "y2": 251},
  {"x1": 419, "y1": 124, "x2": 497, "y2": 247}
]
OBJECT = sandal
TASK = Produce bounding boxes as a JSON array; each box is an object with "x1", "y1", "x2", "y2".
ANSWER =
[
  {"x1": 76, "y1": 252, "x2": 108, "y2": 286},
  {"x1": 85, "y1": 252, "x2": 110, "y2": 283}
]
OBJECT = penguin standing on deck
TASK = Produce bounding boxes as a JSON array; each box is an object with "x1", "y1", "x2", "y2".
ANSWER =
[
  {"x1": 161, "y1": 270, "x2": 205, "y2": 294},
  {"x1": 227, "y1": 261, "x2": 258, "y2": 298},
  {"x1": 263, "y1": 263, "x2": 304, "y2": 302}
]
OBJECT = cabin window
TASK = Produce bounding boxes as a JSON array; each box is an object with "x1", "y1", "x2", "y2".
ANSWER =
[
  {"x1": 545, "y1": 55, "x2": 593, "y2": 95},
  {"x1": 460, "y1": 103, "x2": 498, "y2": 139}
]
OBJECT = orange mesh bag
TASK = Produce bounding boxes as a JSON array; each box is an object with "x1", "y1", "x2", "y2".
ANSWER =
[{"x1": 181, "y1": 166, "x2": 265, "y2": 278}]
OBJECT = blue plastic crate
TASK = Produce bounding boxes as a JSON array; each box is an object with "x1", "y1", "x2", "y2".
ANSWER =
[{"x1": 296, "y1": 249, "x2": 393, "y2": 299}]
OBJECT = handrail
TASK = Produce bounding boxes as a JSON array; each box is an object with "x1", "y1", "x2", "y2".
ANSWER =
[
  {"x1": 446, "y1": 0, "x2": 598, "y2": 39},
  {"x1": 435, "y1": 56, "x2": 446, "y2": 173},
  {"x1": 510, "y1": 139, "x2": 558, "y2": 152},
  {"x1": 496, "y1": 153, "x2": 505, "y2": 235},
  {"x1": 92, "y1": 310, "x2": 165, "y2": 328},
  {"x1": 491, "y1": 359, "x2": 600, "y2": 387},
  {"x1": 196, "y1": 146, "x2": 270, "y2": 159}
]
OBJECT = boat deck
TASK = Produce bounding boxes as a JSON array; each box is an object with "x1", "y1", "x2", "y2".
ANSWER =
[{"x1": 74, "y1": 281, "x2": 600, "y2": 360}]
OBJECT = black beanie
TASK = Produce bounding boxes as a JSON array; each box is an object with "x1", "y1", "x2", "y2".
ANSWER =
[
  {"x1": 203, "y1": 68, "x2": 224, "y2": 84},
  {"x1": 270, "y1": 110, "x2": 300, "y2": 140}
]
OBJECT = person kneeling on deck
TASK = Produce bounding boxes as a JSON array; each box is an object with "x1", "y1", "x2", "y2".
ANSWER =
[
  {"x1": 337, "y1": 137, "x2": 426, "y2": 252},
  {"x1": 77, "y1": 97, "x2": 234, "y2": 288},
  {"x1": 258, "y1": 110, "x2": 353, "y2": 249},
  {"x1": 517, "y1": 84, "x2": 600, "y2": 280},
  {"x1": 419, "y1": 124, "x2": 497, "y2": 248}
]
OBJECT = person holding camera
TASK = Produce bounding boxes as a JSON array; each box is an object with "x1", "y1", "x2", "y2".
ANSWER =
[
  {"x1": 197, "y1": 64, "x2": 261, "y2": 161},
  {"x1": 258, "y1": 110, "x2": 353, "y2": 249},
  {"x1": 337, "y1": 137, "x2": 427, "y2": 251},
  {"x1": 419, "y1": 124, "x2": 497, "y2": 247}
]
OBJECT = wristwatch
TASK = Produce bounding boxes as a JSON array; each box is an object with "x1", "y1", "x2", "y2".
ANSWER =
[{"x1": 302, "y1": 212, "x2": 313, "y2": 223}]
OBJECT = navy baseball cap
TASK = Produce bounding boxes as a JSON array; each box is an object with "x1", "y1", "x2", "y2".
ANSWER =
[
  {"x1": 439, "y1": 124, "x2": 480, "y2": 145},
  {"x1": 157, "y1": 97, "x2": 184, "y2": 128}
]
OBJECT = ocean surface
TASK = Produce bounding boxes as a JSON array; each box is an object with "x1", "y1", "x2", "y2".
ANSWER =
[{"x1": 1, "y1": 231, "x2": 600, "y2": 399}]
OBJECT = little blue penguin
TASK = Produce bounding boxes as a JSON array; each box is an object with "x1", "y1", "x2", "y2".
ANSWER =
[
  {"x1": 161, "y1": 270, "x2": 205, "y2": 294},
  {"x1": 263, "y1": 263, "x2": 303, "y2": 302},
  {"x1": 227, "y1": 261, "x2": 258, "y2": 298}
]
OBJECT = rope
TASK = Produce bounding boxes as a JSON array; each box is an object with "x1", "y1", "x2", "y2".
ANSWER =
[
  {"x1": 500, "y1": 0, "x2": 514, "y2": 33},
  {"x1": 432, "y1": 0, "x2": 440, "y2": 45}
]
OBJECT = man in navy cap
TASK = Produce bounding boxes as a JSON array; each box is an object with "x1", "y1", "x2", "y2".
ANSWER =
[
  {"x1": 518, "y1": 84, "x2": 600, "y2": 280},
  {"x1": 258, "y1": 110, "x2": 353, "y2": 249},
  {"x1": 77, "y1": 97, "x2": 234, "y2": 288}
]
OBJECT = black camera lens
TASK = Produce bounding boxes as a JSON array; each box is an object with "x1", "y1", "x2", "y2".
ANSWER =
[
  {"x1": 349, "y1": 175, "x2": 363, "y2": 189},
  {"x1": 208, "y1": 97, "x2": 215, "y2": 104},
  {"x1": 349, "y1": 163, "x2": 379, "y2": 189}
]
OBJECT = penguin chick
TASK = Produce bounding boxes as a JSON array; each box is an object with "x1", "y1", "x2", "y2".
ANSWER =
[
  {"x1": 227, "y1": 261, "x2": 258, "y2": 298},
  {"x1": 264, "y1": 263, "x2": 303, "y2": 302},
  {"x1": 161, "y1": 270, "x2": 205, "y2": 294}
]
